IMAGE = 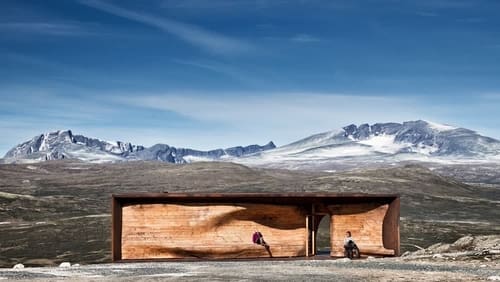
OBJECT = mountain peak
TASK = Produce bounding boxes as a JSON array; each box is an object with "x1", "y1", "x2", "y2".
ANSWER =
[
  {"x1": 270, "y1": 120, "x2": 499, "y2": 162},
  {"x1": 266, "y1": 141, "x2": 276, "y2": 148},
  {"x1": 2, "y1": 130, "x2": 276, "y2": 164},
  {"x1": 3, "y1": 121, "x2": 499, "y2": 166},
  {"x1": 419, "y1": 120, "x2": 458, "y2": 132},
  {"x1": 341, "y1": 120, "x2": 460, "y2": 140}
]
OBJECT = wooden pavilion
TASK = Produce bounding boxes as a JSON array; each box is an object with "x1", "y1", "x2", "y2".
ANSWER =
[{"x1": 111, "y1": 192, "x2": 400, "y2": 261}]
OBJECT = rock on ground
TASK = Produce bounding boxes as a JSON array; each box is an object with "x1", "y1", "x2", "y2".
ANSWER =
[
  {"x1": 0, "y1": 259, "x2": 499, "y2": 282},
  {"x1": 403, "y1": 235, "x2": 500, "y2": 261}
]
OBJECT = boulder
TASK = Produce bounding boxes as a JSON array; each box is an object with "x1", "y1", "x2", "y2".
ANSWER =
[
  {"x1": 451, "y1": 235, "x2": 474, "y2": 251},
  {"x1": 59, "y1": 262, "x2": 71, "y2": 268}
]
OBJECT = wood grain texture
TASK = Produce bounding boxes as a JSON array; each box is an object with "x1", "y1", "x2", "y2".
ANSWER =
[
  {"x1": 383, "y1": 197, "x2": 400, "y2": 256},
  {"x1": 329, "y1": 203, "x2": 395, "y2": 256},
  {"x1": 121, "y1": 203, "x2": 307, "y2": 259}
]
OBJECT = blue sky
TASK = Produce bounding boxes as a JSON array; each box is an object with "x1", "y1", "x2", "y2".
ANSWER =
[{"x1": 1, "y1": 0, "x2": 500, "y2": 155}]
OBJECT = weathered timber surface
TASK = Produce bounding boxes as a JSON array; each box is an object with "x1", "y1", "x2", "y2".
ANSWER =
[
  {"x1": 121, "y1": 203, "x2": 308, "y2": 259},
  {"x1": 329, "y1": 203, "x2": 395, "y2": 256}
]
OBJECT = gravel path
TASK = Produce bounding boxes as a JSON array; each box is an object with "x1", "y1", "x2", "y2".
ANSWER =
[{"x1": 0, "y1": 258, "x2": 499, "y2": 281}]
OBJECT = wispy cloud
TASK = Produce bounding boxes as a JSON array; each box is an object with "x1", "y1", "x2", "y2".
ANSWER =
[
  {"x1": 122, "y1": 92, "x2": 419, "y2": 122},
  {"x1": 161, "y1": 0, "x2": 294, "y2": 11},
  {"x1": 162, "y1": 0, "x2": 260, "y2": 10},
  {"x1": 79, "y1": 0, "x2": 253, "y2": 55},
  {"x1": 0, "y1": 22, "x2": 92, "y2": 36},
  {"x1": 117, "y1": 92, "x2": 425, "y2": 145},
  {"x1": 0, "y1": 86, "x2": 199, "y2": 154},
  {"x1": 0, "y1": 86, "x2": 118, "y2": 123},
  {"x1": 172, "y1": 59, "x2": 263, "y2": 86},
  {"x1": 2, "y1": 88, "x2": 500, "y2": 155},
  {"x1": 112, "y1": 91, "x2": 500, "y2": 147},
  {"x1": 0, "y1": 87, "x2": 119, "y2": 155},
  {"x1": 160, "y1": 0, "x2": 356, "y2": 12},
  {"x1": 290, "y1": 34, "x2": 322, "y2": 43}
]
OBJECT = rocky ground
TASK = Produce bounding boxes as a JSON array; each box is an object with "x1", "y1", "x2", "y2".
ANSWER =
[
  {"x1": 0, "y1": 160, "x2": 499, "y2": 268},
  {"x1": 0, "y1": 256, "x2": 499, "y2": 281},
  {"x1": 402, "y1": 235, "x2": 500, "y2": 261},
  {"x1": 2, "y1": 235, "x2": 499, "y2": 281}
]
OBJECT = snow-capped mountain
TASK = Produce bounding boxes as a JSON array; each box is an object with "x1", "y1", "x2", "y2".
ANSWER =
[
  {"x1": 3, "y1": 120, "x2": 500, "y2": 167},
  {"x1": 2, "y1": 130, "x2": 276, "y2": 164},
  {"x1": 285, "y1": 120, "x2": 500, "y2": 157},
  {"x1": 232, "y1": 120, "x2": 500, "y2": 169}
]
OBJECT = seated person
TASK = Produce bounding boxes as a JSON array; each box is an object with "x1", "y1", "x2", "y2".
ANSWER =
[
  {"x1": 252, "y1": 230, "x2": 272, "y2": 257},
  {"x1": 252, "y1": 231, "x2": 268, "y2": 247},
  {"x1": 344, "y1": 231, "x2": 357, "y2": 258}
]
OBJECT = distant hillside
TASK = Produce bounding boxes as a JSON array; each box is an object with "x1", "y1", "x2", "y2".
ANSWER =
[{"x1": 0, "y1": 160, "x2": 498, "y2": 267}]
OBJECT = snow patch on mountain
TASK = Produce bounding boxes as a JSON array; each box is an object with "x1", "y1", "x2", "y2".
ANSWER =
[
  {"x1": 69, "y1": 148, "x2": 125, "y2": 163},
  {"x1": 298, "y1": 144, "x2": 373, "y2": 159},
  {"x1": 425, "y1": 120, "x2": 457, "y2": 132},
  {"x1": 182, "y1": 155, "x2": 217, "y2": 163},
  {"x1": 358, "y1": 134, "x2": 407, "y2": 154}
]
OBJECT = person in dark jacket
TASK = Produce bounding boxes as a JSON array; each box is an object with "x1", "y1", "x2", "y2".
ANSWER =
[{"x1": 344, "y1": 231, "x2": 357, "y2": 259}]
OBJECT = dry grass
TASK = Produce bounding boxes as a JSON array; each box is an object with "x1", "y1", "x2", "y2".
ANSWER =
[{"x1": 0, "y1": 160, "x2": 499, "y2": 267}]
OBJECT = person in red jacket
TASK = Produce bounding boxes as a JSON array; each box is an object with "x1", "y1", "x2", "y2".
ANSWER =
[
  {"x1": 252, "y1": 231, "x2": 272, "y2": 257},
  {"x1": 252, "y1": 231, "x2": 268, "y2": 247}
]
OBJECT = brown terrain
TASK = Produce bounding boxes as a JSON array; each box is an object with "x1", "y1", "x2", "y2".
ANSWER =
[
  {"x1": 0, "y1": 236, "x2": 499, "y2": 281},
  {"x1": 0, "y1": 160, "x2": 499, "y2": 272}
]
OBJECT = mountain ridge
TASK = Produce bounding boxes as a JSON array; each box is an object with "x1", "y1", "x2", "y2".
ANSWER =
[
  {"x1": 234, "y1": 120, "x2": 500, "y2": 169},
  {"x1": 2, "y1": 129, "x2": 276, "y2": 164},
  {"x1": 3, "y1": 120, "x2": 500, "y2": 166}
]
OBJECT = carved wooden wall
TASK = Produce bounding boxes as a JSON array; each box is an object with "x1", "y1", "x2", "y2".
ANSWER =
[
  {"x1": 112, "y1": 193, "x2": 400, "y2": 260},
  {"x1": 328, "y1": 203, "x2": 396, "y2": 256},
  {"x1": 121, "y1": 203, "x2": 308, "y2": 259}
]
